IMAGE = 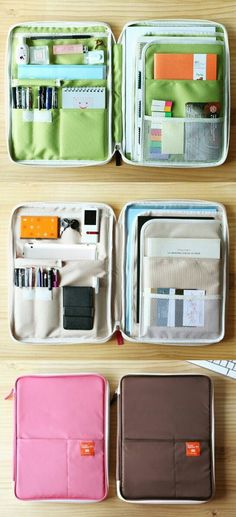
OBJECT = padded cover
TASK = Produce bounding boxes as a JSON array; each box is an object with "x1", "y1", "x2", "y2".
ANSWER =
[
  {"x1": 118, "y1": 374, "x2": 214, "y2": 501},
  {"x1": 14, "y1": 374, "x2": 108, "y2": 501}
]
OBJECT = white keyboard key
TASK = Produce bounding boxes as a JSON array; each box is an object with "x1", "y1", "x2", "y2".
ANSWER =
[
  {"x1": 188, "y1": 360, "x2": 229, "y2": 376},
  {"x1": 227, "y1": 369, "x2": 236, "y2": 379},
  {"x1": 220, "y1": 360, "x2": 228, "y2": 367},
  {"x1": 188, "y1": 360, "x2": 236, "y2": 380}
]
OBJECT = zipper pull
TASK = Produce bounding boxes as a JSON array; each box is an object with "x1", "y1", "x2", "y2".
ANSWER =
[
  {"x1": 115, "y1": 325, "x2": 124, "y2": 346},
  {"x1": 115, "y1": 146, "x2": 122, "y2": 166},
  {"x1": 110, "y1": 391, "x2": 118, "y2": 406},
  {"x1": 5, "y1": 388, "x2": 14, "y2": 401}
]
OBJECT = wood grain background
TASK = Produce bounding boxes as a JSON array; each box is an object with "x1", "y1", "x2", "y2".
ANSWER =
[
  {"x1": 0, "y1": 1, "x2": 236, "y2": 515},
  {"x1": 1, "y1": 360, "x2": 236, "y2": 517}
]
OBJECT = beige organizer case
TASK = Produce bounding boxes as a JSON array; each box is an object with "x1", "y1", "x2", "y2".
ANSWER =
[{"x1": 9, "y1": 200, "x2": 228, "y2": 345}]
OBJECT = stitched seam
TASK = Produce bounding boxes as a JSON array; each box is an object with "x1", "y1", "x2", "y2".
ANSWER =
[{"x1": 67, "y1": 440, "x2": 69, "y2": 498}]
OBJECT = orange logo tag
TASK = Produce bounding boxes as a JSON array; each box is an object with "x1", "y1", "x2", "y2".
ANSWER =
[
  {"x1": 186, "y1": 442, "x2": 201, "y2": 457},
  {"x1": 80, "y1": 441, "x2": 95, "y2": 456}
]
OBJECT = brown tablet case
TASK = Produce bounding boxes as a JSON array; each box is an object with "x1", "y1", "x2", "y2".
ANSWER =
[{"x1": 117, "y1": 374, "x2": 214, "y2": 503}]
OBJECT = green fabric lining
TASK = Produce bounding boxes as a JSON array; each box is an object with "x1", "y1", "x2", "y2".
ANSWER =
[
  {"x1": 145, "y1": 79, "x2": 223, "y2": 117},
  {"x1": 60, "y1": 108, "x2": 107, "y2": 160},
  {"x1": 145, "y1": 43, "x2": 224, "y2": 80},
  {"x1": 112, "y1": 43, "x2": 122, "y2": 144},
  {"x1": 145, "y1": 43, "x2": 224, "y2": 117},
  {"x1": 11, "y1": 108, "x2": 108, "y2": 161},
  {"x1": 11, "y1": 25, "x2": 108, "y2": 78},
  {"x1": 11, "y1": 109, "x2": 60, "y2": 160}
]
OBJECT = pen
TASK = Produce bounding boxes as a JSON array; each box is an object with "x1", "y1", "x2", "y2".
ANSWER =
[
  {"x1": 26, "y1": 87, "x2": 32, "y2": 109},
  {"x1": 43, "y1": 271, "x2": 48, "y2": 287},
  {"x1": 46, "y1": 87, "x2": 52, "y2": 110},
  {"x1": 21, "y1": 87, "x2": 26, "y2": 109},
  {"x1": 52, "y1": 87, "x2": 58, "y2": 109},
  {"x1": 29, "y1": 267, "x2": 33, "y2": 288},
  {"x1": 30, "y1": 35, "x2": 93, "y2": 40},
  {"x1": 16, "y1": 87, "x2": 21, "y2": 109},
  {"x1": 37, "y1": 267, "x2": 41, "y2": 287},
  {"x1": 14, "y1": 268, "x2": 19, "y2": 286},
  {"x1": 48, "y1": 269, "x2": 53, "y2": 291},
  {"x1": 12, "y1": 87, "x2": 17, "y2": 109},
  {"x1": 24, "y1": 268, "x2": 29, "y2": 288},
  {"x1": 53, "y1": 269, "x2": 59, "y2": 288},
  {"x1": 37, "y1": 87, "x2": 41, "y2": 110}
]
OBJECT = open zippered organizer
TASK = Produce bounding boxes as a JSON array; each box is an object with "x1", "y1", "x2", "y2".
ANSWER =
[
  {"x1": 9, "y1": 200, "x2": 228, "y2": 345},
  {"x1": 7, "y1": 20, "x2": 230, "y2": 167}
]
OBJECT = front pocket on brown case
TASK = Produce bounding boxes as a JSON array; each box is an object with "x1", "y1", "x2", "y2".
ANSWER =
[
  {"x1": 121, "y1": 439, "x2": 175, "y2": 500},
  {"x1": 175, "y1": 440, "x2": 212, "y2": 500}
]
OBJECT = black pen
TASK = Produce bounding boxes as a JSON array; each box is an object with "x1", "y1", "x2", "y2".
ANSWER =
[
  {"x1": 43, "y1": 271, "x2": 48, "y2": 288},
  {"x1": 48, "y1": 269, "x2": 53, "y2": 291},
  {"x1": 14, "y1": 268, "x2": 19, "y2": 286},
  {"x1": 30, "y1": 35, "x2": 93, "y2": 40},
  {"x1": 12, "y1": 87, "x2": 17, "y2": 109}
]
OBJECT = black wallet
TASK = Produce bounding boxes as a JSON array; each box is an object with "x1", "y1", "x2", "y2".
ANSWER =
[{"x1": 63, "y1": 286, "x2": 94, "y2": 330}]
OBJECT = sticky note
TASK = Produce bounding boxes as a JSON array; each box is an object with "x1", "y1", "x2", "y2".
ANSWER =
[{"x1": 162, "y1": 120, "x2": 184, "y2": 154}]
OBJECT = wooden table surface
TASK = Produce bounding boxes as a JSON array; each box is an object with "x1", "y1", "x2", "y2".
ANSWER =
[
  {"x1": 0, "y1": 0, "x2": 236, "y2": 516},
  {"x1": 0, "y1": 360, "x2": 236, "y2": 517}
]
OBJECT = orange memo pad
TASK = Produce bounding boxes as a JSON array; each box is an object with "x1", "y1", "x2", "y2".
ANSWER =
[
  {"x1": 154, "y1": 53, "x2": 217, "y2": 80},
  {"x1": 20, "y1": 216, "x2": 59, "y2": 239}
]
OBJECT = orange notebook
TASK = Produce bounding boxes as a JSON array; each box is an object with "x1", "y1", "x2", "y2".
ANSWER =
[
  {"x1": 154, "y1": 53, "x2": 217, "y2": 80},
  {"x1": 20, "y1": 216, "x2": 59, "y2": 239}
]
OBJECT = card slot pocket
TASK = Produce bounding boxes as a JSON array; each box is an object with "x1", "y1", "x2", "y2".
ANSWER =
[
  {"x1": 140, "y1": 293, "x2": 220, "y2": 340},
  {"x1": 145, "y1": 78, "x2": 223, "y2": 117},
  {"x1": 59, "y1": 108, "x2": 108, "y2": 160}
]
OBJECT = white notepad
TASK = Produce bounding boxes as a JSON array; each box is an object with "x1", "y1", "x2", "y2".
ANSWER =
[{"x1": 62, "y1": 87, "x2": 106, "y2": 109}]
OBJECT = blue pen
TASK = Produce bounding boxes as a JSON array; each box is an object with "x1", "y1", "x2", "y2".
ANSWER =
[
  {"x1": 46, "y1": 87, "x2": 52, "y2": 110},
  {"x1": 37, "y1": 267, "x2": 41, "y2": 287}
]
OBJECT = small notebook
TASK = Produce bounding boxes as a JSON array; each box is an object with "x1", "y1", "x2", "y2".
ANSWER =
[
  {"x1": 62, "y1": 87, "x2": 106, "y2": 109},
  {"x1": 154, "y1": 53, "x2": 217, "y2": 80}
]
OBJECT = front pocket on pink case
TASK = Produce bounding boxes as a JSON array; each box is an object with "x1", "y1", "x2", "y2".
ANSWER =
[
  {"x1": 67, "y1": 439, "x2": 105, "y2": 500},
  {"x1": 16, "y1": 438, "x2": 68, "y2": 500},
  {"x1": 16, "y1": 438, "x2": 106, "y2": 501}
]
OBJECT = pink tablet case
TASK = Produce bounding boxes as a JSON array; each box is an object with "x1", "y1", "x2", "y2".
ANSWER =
[{"x1": 13, "y1": 374, "x2": 109, "y2": 501}]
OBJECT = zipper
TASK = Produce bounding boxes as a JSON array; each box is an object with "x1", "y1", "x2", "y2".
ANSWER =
[
  {"x1": 115, "y1": 145, "x2": 122, "y2": 166},
  {"x1": 115, "y1": 325, "x2": 124, "y2": 345},
  {"x1": 5, "y1": 388, "x2": 14, "y2": 400}
]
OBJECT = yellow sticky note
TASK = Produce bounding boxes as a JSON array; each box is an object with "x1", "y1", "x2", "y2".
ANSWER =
[{"x1": 162, "y1": 120, "x2": 184, "y2": 154}]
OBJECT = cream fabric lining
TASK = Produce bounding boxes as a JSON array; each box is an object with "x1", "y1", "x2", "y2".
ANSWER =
[
  {"x1": 11, "y1": 203, "x2": 114, "y2": 342},
  {"x1": 129, "y1": 216, "x2": 223, "y2": 340}
]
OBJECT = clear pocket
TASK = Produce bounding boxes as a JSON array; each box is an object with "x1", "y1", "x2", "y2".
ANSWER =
[
  {"x1": 142, "y1": 116, "x2": 223, "y2": 164},
  {"x1": 140, "y1": 291, "x2": 221, "y2": 340}
]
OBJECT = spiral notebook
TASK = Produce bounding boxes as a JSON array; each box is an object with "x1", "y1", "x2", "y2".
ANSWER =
[{"x1": 62, "y1": 87, "x2": 106, "y2": 109}]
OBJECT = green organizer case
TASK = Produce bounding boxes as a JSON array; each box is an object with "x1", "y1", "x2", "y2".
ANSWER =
[{"x1": 7, "y1": 20, "x2": 230, "y2": 168}]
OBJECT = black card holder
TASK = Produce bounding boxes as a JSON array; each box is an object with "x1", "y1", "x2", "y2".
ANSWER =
[{"x1": 63, "y1": 286, "x2": 94, "y2": 330}]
